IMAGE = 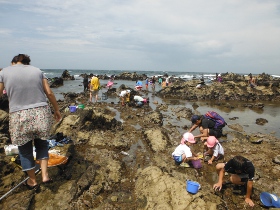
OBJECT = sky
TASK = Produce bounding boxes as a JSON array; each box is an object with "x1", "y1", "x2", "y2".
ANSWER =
[{"x1": 0, "y1": 0, "x2": 280, "y2": 74}]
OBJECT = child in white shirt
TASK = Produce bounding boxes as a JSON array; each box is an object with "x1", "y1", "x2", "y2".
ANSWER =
[
  {"x1": 204, "y1": 136, "x2": 224, "y2": 164},
  {"x1": 172, "y1": 132, "x2": 199, "y2": 165}
]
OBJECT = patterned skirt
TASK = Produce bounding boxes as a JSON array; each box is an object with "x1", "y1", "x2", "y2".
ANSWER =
[{"x1": 9, "y1": 106, "x2": 53, "y2": 146}]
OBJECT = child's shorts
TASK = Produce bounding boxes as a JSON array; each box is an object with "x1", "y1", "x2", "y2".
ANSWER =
[
  {"x1": 227, "y1": 168, "x2": 249, "y2": 183},
  {"x1": 238, "y1": 173, "x2": 249, "y2": 183},
  {"x1": 173, "y1": 155, "x2": 182, "y2": 165}
]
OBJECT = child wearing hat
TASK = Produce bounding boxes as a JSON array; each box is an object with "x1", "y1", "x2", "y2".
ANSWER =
[
  {"x1": 119, "y1": 89, "x2": 131, "y2": 106},
  {"x1": 172, "y1": 132, "x2": 199, "y2": 166},
  {"x1": 204, "y1": 136, "x2": 224, "y2": 164}
]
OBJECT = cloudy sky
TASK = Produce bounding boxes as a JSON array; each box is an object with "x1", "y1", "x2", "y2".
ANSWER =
[{"x1": 0, "y1": 0, "x2": 280, "y2": 74}]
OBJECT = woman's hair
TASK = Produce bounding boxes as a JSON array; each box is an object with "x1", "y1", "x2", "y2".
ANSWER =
[
  {"x1": 17, "y1": 54, "x2": 31, "y2": 65},
  {"x1": 232, "y1": 156, "x2": 246, "y2": 170},
  {"x1": 11, "y1": 56, "x2": 18, "y2": 64}
]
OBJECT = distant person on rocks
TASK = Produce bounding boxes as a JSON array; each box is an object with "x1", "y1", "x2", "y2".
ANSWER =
[
  {"x1": 196, "y1": 78, "x2": 206, "y2": 89},
  {"x1": 0, "y1": 54, "x2": 61, "y2": 190},
  {"x1": 204, "y1": 136, "x2": 224, "y2": 164},
  {"x1": 145, "y1": 78, "x2": 149, "y2": 90},
  {"x1": 110, "y1": 74, "x2": 115, "y2": 80},
  {"x1": 158, "y1": 77, "x2": 162, "y2": 86},
  {"x1": 119, "y1": 89, "x2": 131, "y2": 106},
  {"x1": 151, "y1": 76, "x2": 156, "y2": 89},
  {"x1": 189, "y1": 113, "x2": 226, "y2": 141},
  {"x1": 172, "y1": 132, "x2": 199, "y2": 166},
  {"x1": 217, "y1": 74, "x2": 222, "y2": 82},
  {"x1": 165, "y1": 76, "x2": 169, "y2": 87},
  {"x1": 83, "y1": 74, "x2": 89, "y2": 92},
  {"x1": 89, "y1": 75, "x2": 100, "y2": 103},
  {"x1": 135, "y1": 80, "x2": 143, "y2": 91},
  {"x1": 248, "y1": 74, "x2": 256, "y2": 88},
  {"x1": 133, "y1": 95, "x2": 145, "y2": 107},
  {"x1": 106, "y1": 78, "x2": 113, "y2": 89},
  {"x1": 213, "y1": 156, "x2": 255, "y2": 207}
]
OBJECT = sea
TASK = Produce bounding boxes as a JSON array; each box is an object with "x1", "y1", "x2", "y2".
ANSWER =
[
  {"x1": 42, "y1": 69, "x2": 220, "y2": 80},
  {"x1": 42, "y1": 69, "x2": 280, "y2": 138}
]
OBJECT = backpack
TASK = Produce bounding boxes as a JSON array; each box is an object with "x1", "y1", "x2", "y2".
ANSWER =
[{"x1": 204, "y1": 111, "x2": 226, "y2": 129}]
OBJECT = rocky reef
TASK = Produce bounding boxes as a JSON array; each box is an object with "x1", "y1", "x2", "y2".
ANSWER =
[{"x1": 1, "y1": 72, "x2": 280, "y2": 209}]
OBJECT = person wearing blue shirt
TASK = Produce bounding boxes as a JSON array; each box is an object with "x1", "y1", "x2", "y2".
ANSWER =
[{"x1": 135, "y1": 80, "x2": 143, "y2": 91}]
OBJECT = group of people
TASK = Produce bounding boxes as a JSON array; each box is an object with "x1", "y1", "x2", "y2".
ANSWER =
[
  {"x1": 172, "y1": 112, "x2": 255, "y2": 207},
  {"x1": 119, "y1": 89, "x2": 148, "y2": 107},
  {"x1": 135, "y1": 76, "x2": 167, "y2": 91},
  {"x1": 82, "y1": 74, "x2": 100, "y2": 103}
]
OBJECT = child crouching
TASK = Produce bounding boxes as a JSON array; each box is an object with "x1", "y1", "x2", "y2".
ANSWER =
[
  {"x1": 204, "y1": 136, "x2": 224, "y2": 164},
  {"x1": 172, "y1": 132, "x2": 199, "y2": 166}
]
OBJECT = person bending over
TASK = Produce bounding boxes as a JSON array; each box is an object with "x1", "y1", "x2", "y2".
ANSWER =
[
  {"x1": 189, "y1": 115, "x2": 223, "y2": 141},
  {"x1": 172, "y1": 132, "x2": 199, "y2": 166},
  {"x1": 213, "y1": 156, "x2": 255, "y2": 207}
]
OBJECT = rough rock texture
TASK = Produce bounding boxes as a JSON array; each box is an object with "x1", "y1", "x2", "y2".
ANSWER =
[
  {"x1": 1, "y1": 76, "x2": 280, "y2": 209},
  {"x1": 61, "y1": 70, "x2": 75, "y2": 80},
  {"x1": 157, "y1": 79, "x2": 280, "y2": 101}
]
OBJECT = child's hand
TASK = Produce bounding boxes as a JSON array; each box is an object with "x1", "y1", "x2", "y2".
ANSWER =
[
  {"x1": 208, "y1": 159, "x2": 213, "y2": 164},
  {"x1": 213, "y1": 183, "x2": 222, "y2": 191}
]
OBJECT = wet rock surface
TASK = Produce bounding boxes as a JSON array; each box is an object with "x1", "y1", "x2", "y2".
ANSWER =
[
  {"x1": 1, "y1": 78, "x2": 280, "y2": 209},
  {"x1": 157, "y1": 77, "x2": 280, "y2": 102}
]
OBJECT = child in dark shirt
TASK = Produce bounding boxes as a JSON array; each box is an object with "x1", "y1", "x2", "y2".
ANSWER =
[{"x1": 213, "y1": 156, "x2": 255, "y2": 207}]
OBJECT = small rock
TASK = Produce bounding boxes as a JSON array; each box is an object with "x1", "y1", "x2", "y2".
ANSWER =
[
  {"x1": 111, "y1": 195, "x2": 118, "y2": 202},
  {"x1": 256, "y1": 118, "x2": 268, "y2": 125},
  {"x1": 273, "y1": 155, "x2": 280, "y2": 164},
  {"x1": 250, "y1": 138, "x2": 263, "y2": 144}
]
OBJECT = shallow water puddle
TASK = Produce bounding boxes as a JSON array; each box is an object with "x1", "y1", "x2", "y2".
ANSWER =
[
  {"x1": 132, "y1": 124, "x2": 142, "y2": 130},
  {"x1": 107, "y1": 106, "x2": 123, "y2": 122},
  {"x1": 122, "y1": 139, "x2": 146, "y2": 167}
]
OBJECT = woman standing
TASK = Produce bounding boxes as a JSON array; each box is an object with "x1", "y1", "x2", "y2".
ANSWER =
[{"x1": 0, "y1": 54, "x2": 61, "y2": 189}]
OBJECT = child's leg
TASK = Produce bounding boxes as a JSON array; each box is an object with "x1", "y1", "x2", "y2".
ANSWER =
[{"x1": 181, "y1": 154, "x2": 187, "y2": 162}]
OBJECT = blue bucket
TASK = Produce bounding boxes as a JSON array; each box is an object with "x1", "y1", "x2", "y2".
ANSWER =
[
  {"x1": 69, "y1": 106, "x2": 77, "y2": 113},
  {"x1": 260, "y1": 192, "x2": 280, "y2": 207},
  {"x1": 186, "y1": 180, "x2": 200, "y2": 194}
]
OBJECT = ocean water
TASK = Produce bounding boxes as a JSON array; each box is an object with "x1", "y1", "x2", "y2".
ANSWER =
[
  {"x1": 44, "y1": 69, "x2": 280, "y2": 138},
  {"x1": 42, "y1": 69, "x2": 219, "y2": 80}
]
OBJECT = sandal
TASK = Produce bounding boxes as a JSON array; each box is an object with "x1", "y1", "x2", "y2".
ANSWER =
[
  {"x1": 42, "y1": 178, "x2": 53, "y2": 185},
  {"x1": 180, "y1": 162, "x2": 190, "y2": 168},
  {"x1": 24, "y1": 180, "x2": 39, "y2": 190}
]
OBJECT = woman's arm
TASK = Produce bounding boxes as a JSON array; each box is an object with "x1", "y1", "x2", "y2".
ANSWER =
[
  {"x1": 42, "y1": 79, "x2": 61, "y2": 122},
  {"x1": 0, "y1": 83, "x2": 4, "y2": 97}
]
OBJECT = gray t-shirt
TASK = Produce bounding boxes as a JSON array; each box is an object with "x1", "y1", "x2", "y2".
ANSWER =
[{"x1": 0, "y1": 64, "x2": 48, "y2": 113}]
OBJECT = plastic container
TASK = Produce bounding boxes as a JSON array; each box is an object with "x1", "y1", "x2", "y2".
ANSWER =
[
  {"x1": 4, "y1": 145, "x2": 19, "y2": 156},
  {"x1": 69, "y1": 106, "x2": 77, "y2": 113},
  {"x1": 272, "y1": 194, "x2": 280, "y2": 208},
  {"x1": 191, "y1": 159, "x2": 202, "y2": 169},
  {"x1": 78, "y1": 104, "x2": 85, "y2": 109},
  {"x1": 186, "y1": 180, "x2": 200, "y2": 194},
  {"x1": 260, "y1": 192, "x2": 280, "y2": 207}
]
